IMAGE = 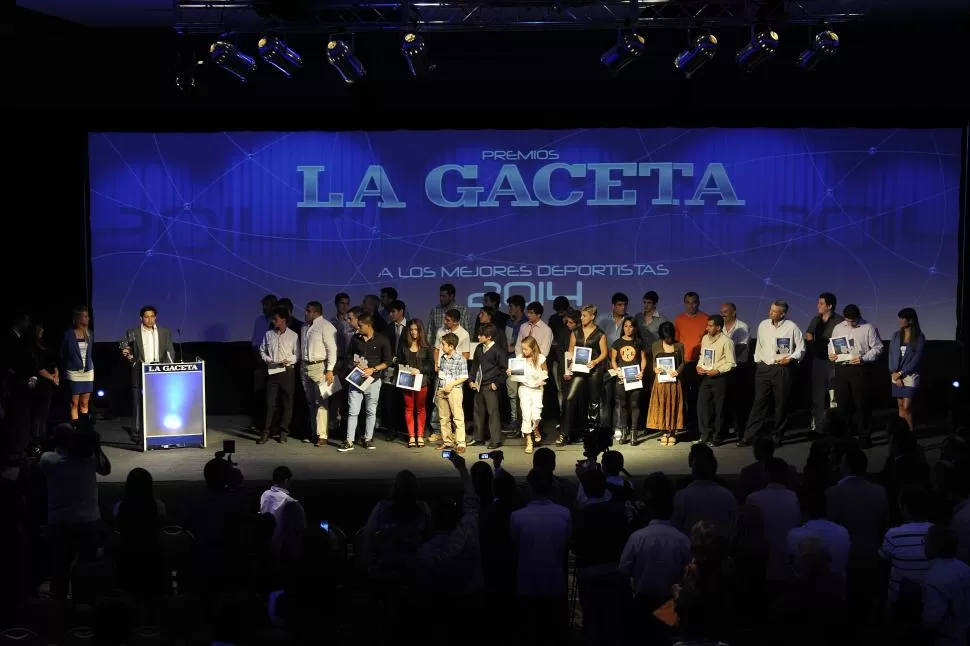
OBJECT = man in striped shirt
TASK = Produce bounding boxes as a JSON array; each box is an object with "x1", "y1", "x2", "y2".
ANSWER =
[{"x1": 879, "y1": 485, "x2": 934, "y2": 609}]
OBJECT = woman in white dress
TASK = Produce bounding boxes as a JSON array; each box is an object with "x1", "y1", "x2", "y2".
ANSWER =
[
  {"x1": 60, "y1": 306, "x2": 95, "y2": 423},
  {"x1": 511, "y1": 336, "x2": 548, "y2": 454}
]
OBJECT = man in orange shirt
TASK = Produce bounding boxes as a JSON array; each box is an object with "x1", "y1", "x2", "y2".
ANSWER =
[{"x1": 674, "y1": 292, "x2": 710, "y2": 435}]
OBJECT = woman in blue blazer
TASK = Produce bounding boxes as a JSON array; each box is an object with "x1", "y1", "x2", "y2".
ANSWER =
[
  {"x1": 61, "y1": 307, "x2": 95, "y2": 422},
  {"x1": 888, "y1": 307, "x2": 924, "y2": 432}
]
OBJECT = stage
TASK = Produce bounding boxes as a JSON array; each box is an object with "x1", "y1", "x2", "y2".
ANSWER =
[{"x1": 94, "y1": 414, "x2": 945, "y2": 484}]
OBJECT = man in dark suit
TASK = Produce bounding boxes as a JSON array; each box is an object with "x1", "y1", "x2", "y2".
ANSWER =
[
  {"x1": 378, "y1": 300, "x2": 409, "y2": 434},
  {"x1": 469, "y1": 322, "x2": 508, "y2": 449},
  {"x1": 120, "y1": 305, "x2": 176, "y2": 447}
]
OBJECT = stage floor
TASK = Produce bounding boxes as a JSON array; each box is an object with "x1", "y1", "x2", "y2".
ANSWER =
[{"x1": 92, "y1": 414, "x2": 943, "y2": 484}]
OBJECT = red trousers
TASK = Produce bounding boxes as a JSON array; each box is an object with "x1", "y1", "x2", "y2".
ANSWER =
[{"x1": 403, "y1": 386, "x2": 429, "y2": 438}]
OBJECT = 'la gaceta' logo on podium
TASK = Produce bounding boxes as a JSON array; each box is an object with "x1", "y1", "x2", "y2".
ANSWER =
[{"x1": 145, "y1": 363, "x2": 203, "y2": 373}]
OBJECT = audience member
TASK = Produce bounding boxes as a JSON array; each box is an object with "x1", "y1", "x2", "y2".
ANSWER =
[
  {"x1": 673, "y1": 445, "x2": 738, "y2": 541},
  {"x1": 38, "y1": 422, "x2": 111, "y2": 599}
]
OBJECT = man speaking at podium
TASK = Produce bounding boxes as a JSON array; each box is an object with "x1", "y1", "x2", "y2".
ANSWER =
[{"x1": 120, "y1": 305, "x2": 175, "y2": 446}]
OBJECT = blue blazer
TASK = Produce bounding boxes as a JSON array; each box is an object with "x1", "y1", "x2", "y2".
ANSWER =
[
  {"x1": 61, "y1": 329, "x2": 94, "y2": 372},
  {"x1": 888, "y1": 330, "x2": 924, "y2": 376}
]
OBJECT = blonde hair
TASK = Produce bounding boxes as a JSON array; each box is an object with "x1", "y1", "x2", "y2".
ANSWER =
[
  {"x1": 521, "y1": 336, "x2": 541, "y2": 365},
  {"x1": 72, "y1": 307, "x2": 90, "y2": 340},
  {"x1": 581, "y1": 304, "x2": 598, "y2": 319}
]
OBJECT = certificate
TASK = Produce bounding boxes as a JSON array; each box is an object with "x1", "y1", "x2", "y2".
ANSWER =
[
  {"x1": 346, "y1": 366, "x2": 374, "y2": 392},
  {"x1": 831, "y1": 336, "x2": 857, "y2": 363},
  {"x1": 395, "y1": 367, "x2": 422, "y2": 391},
  {"x1": 320, "y1": 375, "x2": 342, "y2": 398},
  {"x1": 622, "y1": 365, "x2": 643, "y2": 391},
  {"x1": 656, "y1": 356, "x2": 677, "y2": 383},
  {"x1": 774, "y1": 337, "x2": 791, "y2": 359},
  {"x1": 508, "y1": 357, "x2": 527, "y2": 383},
  {"x1": 700, "y1": 348, "x2": 715, "y2": 370},
  {"x1": 572, "y1": 346, "x2": 592, "y2": 373}
]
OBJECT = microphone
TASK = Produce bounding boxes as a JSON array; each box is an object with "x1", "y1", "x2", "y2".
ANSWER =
[{"x1": 176, "y1": 328, "x2": 184, "y2": 363}]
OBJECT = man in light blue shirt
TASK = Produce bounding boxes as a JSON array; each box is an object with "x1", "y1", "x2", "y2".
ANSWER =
[{"x1": 828, "y1": 304, "x2": 883, "y2": 447}]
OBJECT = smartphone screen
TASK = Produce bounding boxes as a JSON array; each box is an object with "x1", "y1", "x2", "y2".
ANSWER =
[
  {"x1": 319, "y1": 521, "x2": 330, "y2": 531},
  {"x1": 479, "y1": 452, "x2": 490, "y2": 460},
  {"x1": 441, "y1": 450, "x2": 453, "y2": 459}
]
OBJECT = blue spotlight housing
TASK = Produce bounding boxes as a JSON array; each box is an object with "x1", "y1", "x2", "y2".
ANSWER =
[
  {"x1": 797, "y1": 31, "x2": 840, "y2": 71},
  {"x1": 210, "y1": 41, "x2": 257, "y2": 83},
  {"x1": 736, "y1": 30, "x2": 780, "y2": 72},
  {"x1": 258, "y1": 37, "x2": 303, "y2": 78},
  {"x1": 674, "y1": 34, "x2": 719, "y2": 78},
  {"x1": 327, "y1": 40, "x2": 366, "y2": 84},
  {"x1": 601, "y1": 33, "x2": 645, "y2": 77},
  {"x1": 401, "y1": 32, "x2": 436, "y2": 76}
]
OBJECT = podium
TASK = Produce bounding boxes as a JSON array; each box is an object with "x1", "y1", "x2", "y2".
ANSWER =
[{"x1": 142, "y1": 361, "x2": 207, "y2": 451}]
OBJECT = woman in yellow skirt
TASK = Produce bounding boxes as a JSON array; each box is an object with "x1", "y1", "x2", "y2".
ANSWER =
[{"x1": 647, "y1": 321, "x2": 685, "y2": 445}]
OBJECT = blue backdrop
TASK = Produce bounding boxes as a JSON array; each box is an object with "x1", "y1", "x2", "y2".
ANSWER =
[{"x1": 89, "y1": 128, "x2": 961, "y2": 342}]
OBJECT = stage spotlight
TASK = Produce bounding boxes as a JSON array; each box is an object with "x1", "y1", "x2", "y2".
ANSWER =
[
  {"x1": 797, "y1": 30, "x2": 839, "y2": 71},
  {"x1": 210, "y1": 41, "x2": 257, "y2": 83},
  {"x1": 401, "y1": 32, "x2": 436, "y2": 76},
  {"x1": 736, "y1": 30, "x2": 779, "y2": 72},
  {"x1": 674, "y1": 34, "x2": 719, "y2": 78},
  {"x1": 327, "y1": 39, "x2": 366, "y2": 84},
  {"x1": 97, "y1": 389, "x2": 105, "y2": 398},
  {"x1": 174, "y1": 48, "x2": 204, "y2": 92},
  {"x1": 955, "y1": 380, "x2": 961, "y2": 389},
  {"x1": 258, "y1": 36, "x2": 303, "y2": 78},
  {"x1": 600, "y1": 33, "x2": 645, "y2": 77}
]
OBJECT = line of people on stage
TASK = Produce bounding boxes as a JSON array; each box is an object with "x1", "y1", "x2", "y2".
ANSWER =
[{"x1": 244, "y1": 284, "x2": 926, "y2": 454}]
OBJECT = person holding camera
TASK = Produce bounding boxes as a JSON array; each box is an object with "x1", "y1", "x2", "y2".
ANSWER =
[
  {"x1": 39, "y1": 422, "x2": 111, "y2": 599},
  {"x1": 416, "y1": 451, "x2": 483, "y2": 639}
]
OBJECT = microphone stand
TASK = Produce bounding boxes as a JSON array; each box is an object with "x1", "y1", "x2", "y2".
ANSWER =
[{"x1": 176, "y1": 328, "x2": 184, "y2": 363}]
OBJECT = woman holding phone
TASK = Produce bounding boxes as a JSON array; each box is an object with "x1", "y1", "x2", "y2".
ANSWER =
[{"x1": 402, "y1": 319, "x2": 435, "y2": 448}]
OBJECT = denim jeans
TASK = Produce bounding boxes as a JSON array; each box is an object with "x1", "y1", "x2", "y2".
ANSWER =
[{"x1": 347, "y1": 379, "x2": 381, "y2": 443}]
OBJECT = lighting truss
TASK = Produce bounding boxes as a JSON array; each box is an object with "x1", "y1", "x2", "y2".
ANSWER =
[{"x1": 175, "y1": 0, "x2": 867, "y2": 33}]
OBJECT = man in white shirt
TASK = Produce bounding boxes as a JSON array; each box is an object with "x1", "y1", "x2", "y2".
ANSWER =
[
  {"x1": 739, "y1": 300, "x2": 805, "y2": 448},
  {"x1": 258, "y1": 308, "x2": 299, "y2": 444},
  {"x1": 300, "y1": 301, "x2": 338, "y2": 447},
  {"x1": 827, "y1": 304, "x2": 883, "y2": 447},
  {"x1": 259, "y1": 466, "x2": 306, "y2": 559},
  {"x1": 720, "y1": 302, "x2": 752, "y2": 435}
]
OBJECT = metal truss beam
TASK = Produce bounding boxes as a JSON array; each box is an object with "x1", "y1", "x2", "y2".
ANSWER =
[{"x1": 175, "y1": 0, "x2": 865, "y2": 33}]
